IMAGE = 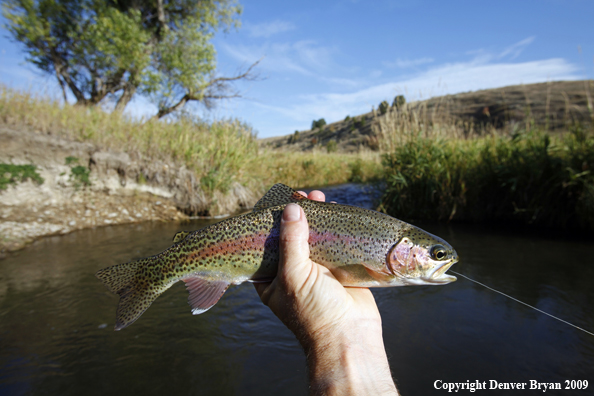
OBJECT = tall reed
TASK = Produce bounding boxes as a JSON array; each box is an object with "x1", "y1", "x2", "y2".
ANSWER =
[
  {"x1": 381, "y1": 127, "x2": 594, "y2": 230},
  {"x1": 372, "y1": 97, "x2": 493, "y2": 153}
]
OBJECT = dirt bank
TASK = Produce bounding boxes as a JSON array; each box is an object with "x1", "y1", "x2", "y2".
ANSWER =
[{"x1": 0, "y1": 126, "x2": 256, "y2": 255}]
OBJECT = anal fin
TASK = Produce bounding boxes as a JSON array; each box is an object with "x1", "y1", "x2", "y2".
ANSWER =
[{"x1": 182, "y1": 277, "x2": 230, "y2": 315}]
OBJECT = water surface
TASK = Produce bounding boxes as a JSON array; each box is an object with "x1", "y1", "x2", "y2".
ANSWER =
[{"x1": 1, "y1": 184, "x2": 593, "y2": 395}]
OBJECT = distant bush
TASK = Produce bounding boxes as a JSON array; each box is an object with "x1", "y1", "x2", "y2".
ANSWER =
[
  {"x1": 302, "y1": 159, "x2": 314, "y2": 172},
  {"x1": 392, "y1": 95, "x2": 406, "y2": 108},
  {"x1": 312, "y1": 118, "x2": 327, "y2": 129},
  {"x1": 348, "y1": 159, "x2": 364, "y2": 183},
  {"x1": 379, "y1": 100, "x2": 389, "y2": 115},
  {"x1": 288, "y1": 130, "x2": 300, "y2": 144},
  {"x1": 326, "y1": 140, "x2": 337, "y2": 153},
  {"x1": 344, "y1": 115, "x2": 350, "y2": 122},
  {"x1": 354, "y1": 117, "x2": 366, "y2": 129}
]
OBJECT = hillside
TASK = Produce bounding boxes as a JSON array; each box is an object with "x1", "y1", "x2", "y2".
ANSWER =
[{"x1": 260, "y1": 80, "x2": 594, "y2": 152}]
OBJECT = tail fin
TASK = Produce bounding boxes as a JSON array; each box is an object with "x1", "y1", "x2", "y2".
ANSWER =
[{"x1": 96, "y1": 258, "x2": 160, "y2": 331}]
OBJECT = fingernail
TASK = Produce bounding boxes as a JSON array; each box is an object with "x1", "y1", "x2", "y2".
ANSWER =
[{"x1": 283, "y1": 203, "x2": 301, "y2": 222}]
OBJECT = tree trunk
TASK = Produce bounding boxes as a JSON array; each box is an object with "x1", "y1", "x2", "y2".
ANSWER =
[{"x1": 115, "y1": 84, "x2": 137, "y2": 112}]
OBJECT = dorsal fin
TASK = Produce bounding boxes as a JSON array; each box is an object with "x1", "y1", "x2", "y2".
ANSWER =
[
  {"x1": 172, "y1": 231, "x2": 191, "y2": 243},
  {"x1": 253, "y1": 183, "x2": 307, "y2": 211}
]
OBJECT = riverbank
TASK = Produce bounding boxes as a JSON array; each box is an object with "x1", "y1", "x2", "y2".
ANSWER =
[
  {"x1": 0, "y1": 86, "x2": 381, "y2": 254},
  {"x1": 0, "y1": 126, "x2": 193, "y2": 254},
  {"x1": 4, "y1": 80, "x2": 591, "y2": 254}
]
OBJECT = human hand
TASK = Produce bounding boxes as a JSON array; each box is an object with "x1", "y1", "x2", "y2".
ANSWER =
[{"x1": 254, "y1": 191, "x2": 398, "y2": 395}]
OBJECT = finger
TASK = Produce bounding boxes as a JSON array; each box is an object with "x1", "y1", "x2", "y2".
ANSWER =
[
  {"x1": 297, "y1": 190, "x2": 307, "y2": 197},
  {"x1": 307, "y1": 190, "x2": 325, "y2": 202},
  {"x1": 277, "y1": 203, "x2": 310, "y2": 279}
]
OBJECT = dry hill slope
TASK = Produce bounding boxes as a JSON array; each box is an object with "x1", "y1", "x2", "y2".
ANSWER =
[{"x1": 261, "y1": 80, "x2": 593, "y2": 153}]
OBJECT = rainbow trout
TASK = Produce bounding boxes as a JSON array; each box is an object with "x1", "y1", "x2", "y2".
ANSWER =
[{"x1": 96, "y1": 184, "x2": 458, "y2": 330}]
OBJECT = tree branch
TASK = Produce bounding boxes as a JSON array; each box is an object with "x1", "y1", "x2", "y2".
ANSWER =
[
  {"x1": 152, "y1": 58, "x2": 262, "y2": 119},
  {"x1": 154, "y1": 93, "x2": 193, "y2": 119}
]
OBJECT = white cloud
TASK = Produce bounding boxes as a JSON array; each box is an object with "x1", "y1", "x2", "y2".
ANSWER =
[
  {"x1": 498, "y1": 36, "x2": 536, "y2": 60},
  {"x1": 384, "y1": 57, "x2": 434, "y2": 69},
  {"x1": 465, "y1": 37, "x2": 537, "y2": 64},
  {"x1": 221, "y1": 40, "x2": 353, "y2": 86},
  {"x1": 255, "y1": 56, "x2": 580, "y2": 134},
  {"x1": 244, "y1": 20, "x2": 296, "y2": 38}
]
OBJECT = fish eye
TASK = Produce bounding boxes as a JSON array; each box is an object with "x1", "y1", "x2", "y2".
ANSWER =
[{"x1": 430, "y1": 245, "x2": 448, "y2": 261}]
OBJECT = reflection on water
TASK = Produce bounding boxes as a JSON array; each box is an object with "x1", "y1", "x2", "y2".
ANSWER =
[{"x1": 1, "y1": 184, "x2": 593, "y2": 395}]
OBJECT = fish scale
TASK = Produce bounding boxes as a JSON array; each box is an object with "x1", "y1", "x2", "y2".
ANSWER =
[{"x1": 96, "y1": 184, "x2": 459, "y2": 330}]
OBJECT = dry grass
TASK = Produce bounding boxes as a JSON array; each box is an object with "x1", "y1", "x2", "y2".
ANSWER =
[
  {"x1": 0, "y1": 85, "x2": 383, "y2": 208},
  {"x1": 372, "y1": 97, "x2": 498, "y2": 153},
  {"x1": 245, "y1": 149, "x2": 382, "y2": 191}
]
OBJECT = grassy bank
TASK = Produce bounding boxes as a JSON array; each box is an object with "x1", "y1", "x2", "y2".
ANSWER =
[
  {"x1": 246, "y1": 150, "x2": 381, "y2": 190},
  {"x1": 7, "y1": 84, "x2": 590, "y2": 230},
  {"x1": 381, "y1": 128, "x2": 594, "y2": 230},
  {"x1": 0, "y1": 86, "x2": 381, "y2": 211}
]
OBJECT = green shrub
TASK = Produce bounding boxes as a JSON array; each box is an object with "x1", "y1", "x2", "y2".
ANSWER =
[
  {"x1": 354, "y1": 117, "x2": 366, "y2": 129},
  {"x1": 392, "y1": 95, "x2": 406, "y2": 108},
  {"x1": 348, "y1": 159, "x2": 364, "y2": 183},
  {"x1": 381, "y1": 129, "x2": 594, "y2": 230},
  {"x1": 326, "y1": 140, "x2": 337, "y2": 153},
  {"x1": 65, "y1": 157, "x2": 91, "y2": 188},
  {"x1": 0, "y1": 164, "x2": 44, "y2": 190},
  {"x1": 312, "y1": 118, "x2": 327, "y2": 129},
  {"x1": 379, "y1": 100, "x2": 389, "y2": 115},
  {"x1": 288, "y1": 130, "x2": 300, "y2": 144},
  {"x1": 302, "y1": 159, "x2": 314, "y2": 172}
]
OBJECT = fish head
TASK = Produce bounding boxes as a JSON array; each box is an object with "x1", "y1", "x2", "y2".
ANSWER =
[{"x1": 386, "y1": 228, "x2": 458, "y2": 285}]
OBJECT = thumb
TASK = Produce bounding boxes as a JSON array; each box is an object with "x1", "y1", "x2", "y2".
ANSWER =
[{"x1": 277, "y1": 203, "x2": 311, "y2": 280}]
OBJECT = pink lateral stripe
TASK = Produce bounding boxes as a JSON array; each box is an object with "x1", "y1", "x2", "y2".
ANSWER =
[{"x1": 188, "y1": 231, "x2": 274, "y2": 261}]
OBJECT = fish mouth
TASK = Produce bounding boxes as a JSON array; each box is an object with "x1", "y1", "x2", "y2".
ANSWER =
[{"x1": 425, "y1": 259, "x2": 458, "y2": 284}]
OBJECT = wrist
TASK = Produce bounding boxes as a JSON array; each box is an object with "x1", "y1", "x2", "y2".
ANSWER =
[{"x1": 303, "y1": 320, "x2": 398, "y2": 395}]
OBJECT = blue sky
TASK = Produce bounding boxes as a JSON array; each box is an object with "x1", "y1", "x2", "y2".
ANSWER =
[{"x1": 1, "y1": 0, "x2": 593, "y2": 138}]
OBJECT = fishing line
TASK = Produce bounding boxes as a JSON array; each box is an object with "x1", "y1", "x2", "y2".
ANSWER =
[{"x1": 450, "y1": 270, "x2": 594, "y2": 337}]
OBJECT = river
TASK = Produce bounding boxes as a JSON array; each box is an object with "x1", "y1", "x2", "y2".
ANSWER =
[{"x1": 1, "y1": 184, "x2": 593, "y2": 395}]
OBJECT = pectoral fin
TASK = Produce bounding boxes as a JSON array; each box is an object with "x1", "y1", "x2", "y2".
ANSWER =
[
  {"x1": 363, "y1": 266, "x2": 396, "y2": 282},
  {"x1": 182, "y1": 277, "x2": 230, "y2": 315}
]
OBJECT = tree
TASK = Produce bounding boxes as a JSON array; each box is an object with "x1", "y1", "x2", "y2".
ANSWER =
[
  {"x1": 392, "y1": 95, "x2": 406, "y2": 109},
  {"x1": 2, "y1": 0, "x2": 257, "y2": 117},
  {"x1": 311, "y1": 118, "x2": 326, "y2": 129}
]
